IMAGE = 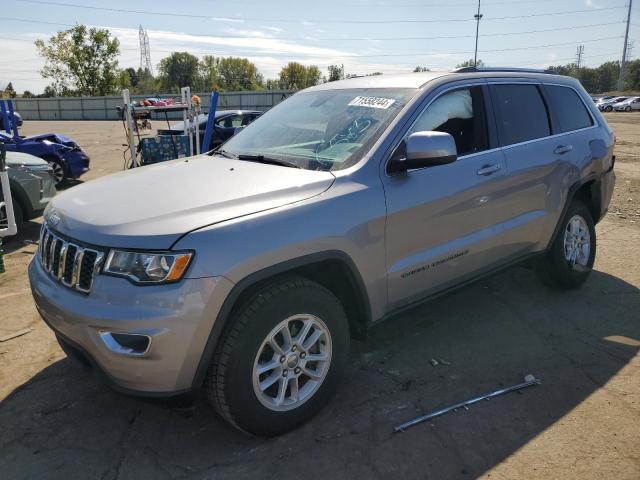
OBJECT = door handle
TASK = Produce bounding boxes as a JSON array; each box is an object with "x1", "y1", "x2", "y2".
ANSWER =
[
  {"x1": 554, "y1": 145, "x2": 573, "y2": 155},
  {"x1": 476, "y1": 164, "x2": 501, "y2": 176}
]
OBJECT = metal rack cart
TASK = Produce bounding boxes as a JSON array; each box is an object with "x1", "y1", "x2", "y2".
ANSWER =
[
  {"x1": 122, "y1": 87, "x2": 201, "y2": 168},
  {"x1": 0, "y1": 145, "x2": 18, "y2": 272}
]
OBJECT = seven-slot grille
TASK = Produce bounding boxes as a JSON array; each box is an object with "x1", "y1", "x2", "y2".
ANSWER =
[{"x1": 39, "y1": 225, "x2": 105, "y2": 293}]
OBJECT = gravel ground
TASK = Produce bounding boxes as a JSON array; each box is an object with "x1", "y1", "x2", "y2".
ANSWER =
[{"x1": 0, "y1": 113, "x2": 639, "y2": 480}]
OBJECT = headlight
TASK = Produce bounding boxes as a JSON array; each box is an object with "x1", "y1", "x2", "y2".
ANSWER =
[{"x1": 104, "y1": 250, "x2": 193, "y2": 284}]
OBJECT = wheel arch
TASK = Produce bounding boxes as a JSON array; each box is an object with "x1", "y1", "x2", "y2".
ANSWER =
[
  {"x1": 5, "y1": 180, "x2": 32, "y2": 220},
  {"x1": 547, "y1": 175, "x2": 602, "y2": 250},
  {"x1": 192, "y1": 250, "x2": 372, "y2": 388}
]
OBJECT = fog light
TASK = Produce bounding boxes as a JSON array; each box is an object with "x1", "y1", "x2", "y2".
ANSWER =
[{"x1": 99, "y1": 331, "x2": 151, "y2": 356}]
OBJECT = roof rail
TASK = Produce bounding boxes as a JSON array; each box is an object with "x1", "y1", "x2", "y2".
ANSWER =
[{"x1": 452, "y1": 67, "x2": 555, "y2": 74}]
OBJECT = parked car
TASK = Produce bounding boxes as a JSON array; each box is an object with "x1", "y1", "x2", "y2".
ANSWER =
[
  {"x1": 0, "y1": 111, "x2": 23, "y2": 130},
  {"x1": 0, "y1": 151, "x2": 56, "y2": 231},
  {"x1": 30, "y1": 68, "x2": 615, "y2": 436},
  {"x1": 158, "y1": 110, "x2": 262, "y2": 149},
  {"x1": 0, "y1": 131, "x2": 90, "y2": 187},
  {"x1": 613, "y1": 96, "x2": 640, "y2": 112},
  {"x1": 598, "y1": 96, "x2": 628, "y2": 112}
]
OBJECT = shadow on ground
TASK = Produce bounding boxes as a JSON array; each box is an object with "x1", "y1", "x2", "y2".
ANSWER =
[
  {"x1": 1, "y1": 267, "x2": 639, "y2": 479},
  {"x1": 2, "y1": 220, "x2": 41, "y2": 255}
]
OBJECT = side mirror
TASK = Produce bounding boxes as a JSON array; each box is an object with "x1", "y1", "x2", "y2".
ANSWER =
[{"x1": 389, "y1": 131, "x2": 457, "y2": 174}]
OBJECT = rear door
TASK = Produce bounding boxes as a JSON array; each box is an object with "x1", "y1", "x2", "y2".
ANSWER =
[
  {"x1": 383, "y1": 83, "x2": 515, "y2": 310},
  {"x1": 488, "y1": 81, "x2": 583, "y2": 255}
]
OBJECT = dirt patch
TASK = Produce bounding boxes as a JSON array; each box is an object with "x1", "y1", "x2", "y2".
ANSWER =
[{"x1": 0, "y1": 117, "x2": 639, "y2": 479}]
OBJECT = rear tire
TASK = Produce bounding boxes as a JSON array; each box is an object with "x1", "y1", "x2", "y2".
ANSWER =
[
  {"x1": 205, "y1": 275, "x2": 350, "y2": 436},
  {"x1": 536, "y1": 200, "x2": 596, "y2": 289}
]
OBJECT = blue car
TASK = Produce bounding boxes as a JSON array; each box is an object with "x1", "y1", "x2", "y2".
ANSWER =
[{"x1": 0, "y1": 131, "x2": 90, "y2": 187}]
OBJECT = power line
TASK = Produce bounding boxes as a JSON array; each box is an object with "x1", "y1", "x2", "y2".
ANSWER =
[
  {"x1": 88, "y1": 35, "x2": 633, "y2": 58},
  {"x1": 0, "y1": 31, "x2": 623, "y2": 60},
  {"x1": 10, "y1": 0, "x2": 627, "y2": 24},
  {"x1": 0, "y1": 16, "x2": 625, "y2": 43}
]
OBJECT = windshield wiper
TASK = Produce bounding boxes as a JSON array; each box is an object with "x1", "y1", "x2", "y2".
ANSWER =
[
  {"x1": 237, "y1": 154, "x2": 301, "y2": 169},
  {"x1": 212, "y1": 149, "x2": 237, "y2": 159}
]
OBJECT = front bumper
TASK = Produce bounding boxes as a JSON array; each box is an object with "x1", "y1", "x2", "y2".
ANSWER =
[
  {"x1": 29, "y1": 256, "x2": 234, "y2": 395},
  {"x1": 62, "y1": 150, "x2": 90, "y2": 179}
]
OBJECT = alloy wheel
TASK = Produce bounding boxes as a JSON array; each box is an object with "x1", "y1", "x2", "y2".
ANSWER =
[
  {"x1": 563, "y1": 214, "x2": 591, "y2": 267},
  {"x1": 252, "y1": 314, "x2": 332, "y2": 412},
  {"x1": 48, "y1": 161, "x2": 65, "y2": 185}
]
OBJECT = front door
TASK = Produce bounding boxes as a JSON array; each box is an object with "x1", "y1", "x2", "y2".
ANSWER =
[{"x1": 382, "y1": 84, "x2": 514, "y2": 310}]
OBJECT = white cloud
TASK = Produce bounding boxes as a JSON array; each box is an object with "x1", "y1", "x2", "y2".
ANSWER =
[
  {"x1": 210, "y1": 17, "x2": 245, "y2": 23},
  {"x1": 1, "y1": 25, "x2": 457, "y2": 93}
]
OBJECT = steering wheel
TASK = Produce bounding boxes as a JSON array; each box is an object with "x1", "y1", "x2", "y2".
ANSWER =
[
  {"x1": 327, "y1": 116, "x2": 375, "y2": 147},
  {"x1": 314, "y1": 116, "x2": 377, "y2": 170}
]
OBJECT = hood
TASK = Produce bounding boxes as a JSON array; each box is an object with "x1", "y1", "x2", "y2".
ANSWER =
[
  {"x1": 5, "y1": 151, "x2": 49, "y2": 167},
  {"x1": 46, "y1": 154, "x2": 335, "y2": 249},
  {"x1": 25, "y1": 132, "x2": 77, "y2": 147}
]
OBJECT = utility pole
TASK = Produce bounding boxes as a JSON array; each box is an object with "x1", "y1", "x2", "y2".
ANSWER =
[
  {"x1": 618, "y1": 0, "x2": 633, "y2": 90},
  {"x1": 576, "y1": 45, "x2": 584, "y2": 69},
  {"x1": 474, "y1": 0, "x2": 483, "y2": 67}
]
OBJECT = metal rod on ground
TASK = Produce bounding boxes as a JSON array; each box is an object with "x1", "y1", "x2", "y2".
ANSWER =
[{"x1": 394, "y1": 374, "x2": 540, "y2": 433}]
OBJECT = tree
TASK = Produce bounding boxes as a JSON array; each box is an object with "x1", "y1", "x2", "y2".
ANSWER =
[
  {"x1": 22, "y1": 90, "x2": 35, "y2": 98},
  {"x1": 327, "y1": 64, "x2": 344, "y2": 82},
  {"x1": 2, "y1": 82, "x2": 16, "y2": 99},
  {"x1": 623, "y1": 60, "x2": 640, "y2": 92},
  {"x1": 413, "y1": 66, "x2": 430, "y2": 72},
  {"x1": 40, "y1": 85, "x2": 57, "y2": 98},
  {"x1": 265, "y1": 78, "x2": 279, "y2": 90},
  {"x1": 217, "y1": 57, "x2": 264, "y2": 91},
  {"x1": 455, "y1": 59, "x2": 484, "y2": 68},
  {"x1": 158, "y1": 52, "x2": 203, "y2": 92},
  {"x1": 117, "y1": 69, "x2": 132, "y2": 90},
  {"x1": 135, "y1": 68, "x2": 157, "y2": 94},
  {"x1": 278, "y1": 62, "x2": 322, "y2": 90},
  {"x1": 124, "y1": 67, "x2": 139, "y2": 88},
  {"x1": 35, "y1": 25, "x2": 120, "y2": 96}
]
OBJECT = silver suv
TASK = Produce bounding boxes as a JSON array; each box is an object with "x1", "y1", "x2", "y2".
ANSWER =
[{"x1": 29, "y1": 68, "x2": 616, "y2": 436}]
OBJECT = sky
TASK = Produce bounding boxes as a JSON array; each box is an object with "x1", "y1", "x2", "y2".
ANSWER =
[{"x1": 0, "y1": 0, "x2": 638, "y2": 94}]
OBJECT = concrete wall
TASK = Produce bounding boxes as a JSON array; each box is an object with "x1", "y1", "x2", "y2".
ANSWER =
[{"x1": 12, "y1": 91, "x2": 294, "y2": 121}]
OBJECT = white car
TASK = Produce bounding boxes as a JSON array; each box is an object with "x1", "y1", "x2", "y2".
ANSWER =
[
  {"x1": 613, "y1": 97, "x2": 640, "y2": 112},
  {"x1": 598, "y1": 96, "x2": 628, "y2": 111}
]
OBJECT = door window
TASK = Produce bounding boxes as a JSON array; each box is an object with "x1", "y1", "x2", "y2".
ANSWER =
[
  {"x1": 216, "y1": 114, "x2": 243, "y2": 128},
  {"x1": 544, "y1": 85, "x2": 593, "y2": 132},
  {"x1": 407, "y1": 87, "x2": 488, "y2": 156},
  {"x1": 491, "y1": 84, "x2": 550, "y2": 146}
]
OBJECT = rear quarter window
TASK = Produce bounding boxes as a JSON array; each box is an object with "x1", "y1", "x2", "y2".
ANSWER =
[
  {"x1": 490, "y1": 84, "x2": 551, "y2": 146},
  {"x1": 544, "y1": 85, "x2": 593, "y2": 132}
]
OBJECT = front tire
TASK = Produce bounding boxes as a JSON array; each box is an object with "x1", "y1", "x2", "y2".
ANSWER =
[
  {"x1": 605, "y1": 105, "x2": 613, "y2": 112},
  {"x1": 44, "y1": 156, "x2": 69, "y2": 187},
  {"x1": 625, "y1": 106, "x2": 632, "y2": 112},
  {"x1": 536, "y1": 200, "x2": 596, "y2": 289},
  {"x1": 205, "y1": 276, "x2": 350, "y2": 436}
]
